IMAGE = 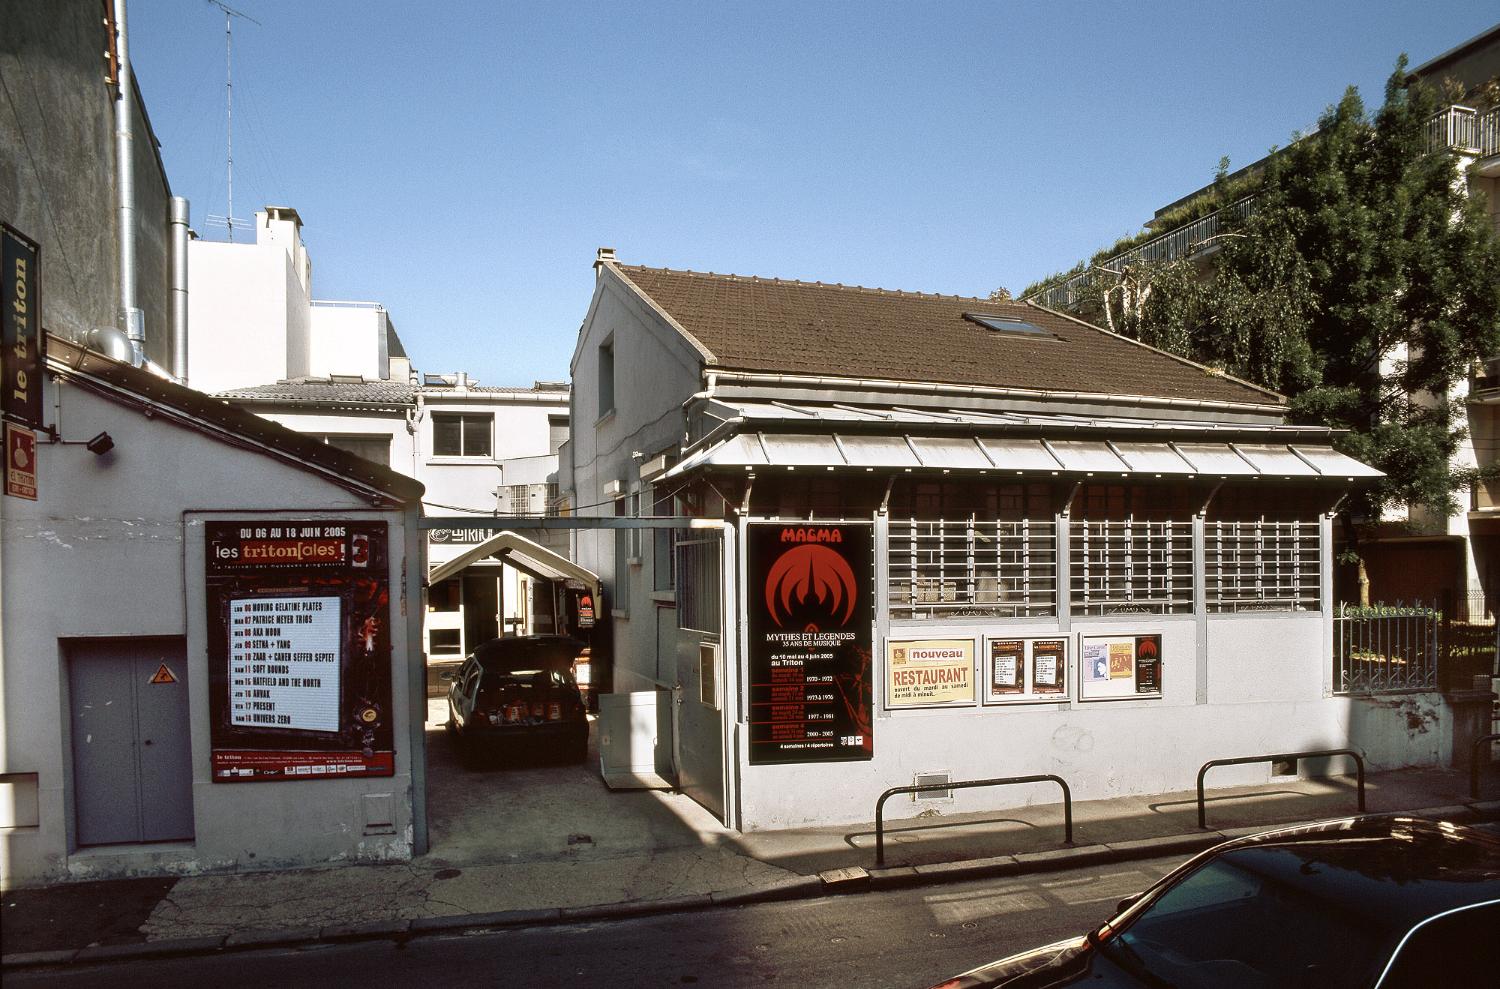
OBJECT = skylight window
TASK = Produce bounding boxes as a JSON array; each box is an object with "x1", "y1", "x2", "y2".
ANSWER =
[{"x1": 963, "y1": 312, "x2": 1050, "y2": 337}]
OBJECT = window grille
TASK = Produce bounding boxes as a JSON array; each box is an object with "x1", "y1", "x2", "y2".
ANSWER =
[
  {"x1": 677, "y1": 534, "x2": 721, "y2": 633},
  {"x1": 1070, "y1": 518, "x2": 1193, "y2": 615},
  {"x1": 888, "y1": 517, "x2": 1057, "y2": 619},
  {"x1": 1206, "y1": 519, "x2": 1320, "y2": 612}
]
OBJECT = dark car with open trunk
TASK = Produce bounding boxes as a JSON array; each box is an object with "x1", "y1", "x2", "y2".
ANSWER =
[{"x1": 444, "y1": 635, "x2": 589, "y2": 763}]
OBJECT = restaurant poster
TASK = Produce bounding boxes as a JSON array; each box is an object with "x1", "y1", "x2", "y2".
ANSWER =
[
  {"x1": 206, "y1": 520, "x2": 394, "y2": 781},
  {"x1": 1080, "y1": 632, "x2": 1163, "y2": 701},
  {"x1": 983, "y1": 637, "x2": 1068, "y2": 704},
  {"x1": 746, "y1": 522, "x2": 873, "y2": 764},
  {"x1": 886, "y1": 638, "x2": 974, "y2": 709}
]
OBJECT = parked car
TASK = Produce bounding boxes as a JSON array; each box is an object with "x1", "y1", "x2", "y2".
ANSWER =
[
  {"x1": 443, "y1": 635, "x2": 589, "y2": 763},
  {"x1": 929, "y1": 815, "x2": 1500, "y2": 989}
]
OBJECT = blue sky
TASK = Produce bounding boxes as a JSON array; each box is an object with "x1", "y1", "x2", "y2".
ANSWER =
[{"x1": 129, "y1": 1, "x2": 1498, "y2": 387}]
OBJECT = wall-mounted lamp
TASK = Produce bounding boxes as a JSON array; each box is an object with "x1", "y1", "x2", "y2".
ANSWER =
[{"x1": 85, "y1": 432, "x2": 114, "y2": 456}]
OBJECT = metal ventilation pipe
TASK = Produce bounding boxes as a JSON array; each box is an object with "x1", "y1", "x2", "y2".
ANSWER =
[
  {"x1": 170, "y1": 196, "x2": 190, "y2": 383},
  {"x1": 114, "y1": 0, "x2": 144, "y2": 366}
]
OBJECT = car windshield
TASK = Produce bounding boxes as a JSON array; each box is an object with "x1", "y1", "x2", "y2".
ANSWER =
[{"x1": 1106, "y1": 856, "x2": 1389, "y2": 989}]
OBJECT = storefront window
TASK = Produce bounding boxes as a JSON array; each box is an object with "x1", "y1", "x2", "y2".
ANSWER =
[
  {"x1": 888, "y1": 481, "x2": 1058, "y2": 620},
  {"x1": 1205, "y1": 486, "x2": 1322, "y2": 612},
  {"x1": 1070, "y1": 484, "x2": 1194, "y2": 616}
]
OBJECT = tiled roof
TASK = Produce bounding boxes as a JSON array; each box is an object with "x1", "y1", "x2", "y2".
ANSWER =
[
  {"x1": 614, "y1": 264, "x2": 1281, "y2": 408},
  {"x1": 218, "y1": 379, "x2": 417, "y2": 405}
]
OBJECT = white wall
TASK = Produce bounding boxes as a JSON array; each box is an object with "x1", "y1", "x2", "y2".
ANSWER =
[
  {"x1": 187, "y1": 239, "x2": 302, "y2": 393},
  {"x1": 0, "y1": 374, "x2": 419, "y2": 886},
  {"x1": 309, "y1": 304, "x2": 389, "y2": 381}
]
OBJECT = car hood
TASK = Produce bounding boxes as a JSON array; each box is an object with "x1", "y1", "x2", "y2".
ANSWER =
[{"x1": 933, "y1": 936, "x2": 1094, "y2": 988}]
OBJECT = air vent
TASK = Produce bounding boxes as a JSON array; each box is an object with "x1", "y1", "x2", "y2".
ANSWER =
[{"x1": 913, "y1": 772, "x2": 952, "y2": 801}]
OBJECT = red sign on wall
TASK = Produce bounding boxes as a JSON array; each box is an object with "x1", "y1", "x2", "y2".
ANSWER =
[{"x1": 5, "y1": 421, "x2": 37, "y2": 500}]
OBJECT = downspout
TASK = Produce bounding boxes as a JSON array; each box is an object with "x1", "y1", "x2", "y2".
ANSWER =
[
  {"x1": 114, "y1": 0, "x2": 144, "y2": 366},
  {"x1": 170, "y1": 196, "x2": 190, "y2": 383}
]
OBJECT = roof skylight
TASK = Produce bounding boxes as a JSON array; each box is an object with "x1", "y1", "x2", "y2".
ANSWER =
[{"x1": 963, "y1": 312, "x2": 1050, "y2": 337}]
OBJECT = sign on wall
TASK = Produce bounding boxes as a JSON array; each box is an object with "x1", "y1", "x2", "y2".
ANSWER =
[
  {"x1": 746, "y1": 522, "x2": 873, "y2": 764},
  {"x1": 1, "y1": 225, "x2": 43, "y2": 431},
  {"x1": 5, "y1": 422, "x2": 37, "y2": 500},
  {"x1": 885, "y1": 638, "x2": 974, "y2": 708},
  {"x1": 982, "y1": 636, "x2": 1069, "y2": 704},
  {"x1": 206, "y1": 521, "x2": 395, "y2": 781},
  {"x1": 1079, "y1": 633, "x2": 1162, "y2": 701}
]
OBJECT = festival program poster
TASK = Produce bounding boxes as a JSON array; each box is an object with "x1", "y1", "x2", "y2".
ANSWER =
[
  {"x1": 1031, "y1": 639, "x2": 1067, "y2": 695},
  {"x1": 206, "y1": 521, "x2": 394, "y2": 781}
]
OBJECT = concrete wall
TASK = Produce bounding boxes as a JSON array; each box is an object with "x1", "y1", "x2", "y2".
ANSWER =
[
  {"x1": 187, "y1": 240, "x2": 296, "y2": 393},
  {"x1": 0, "y1": 0, "x2": 173, "y2": 360},
  {"x1": 309, "y1": 304, "x2": 389, "y2": 381},
  {"x1": 0, "y1": 374, "x2": 418, "y2": 885},
  {"x1": 568, "y1": 269, "x2": 705, "y2": 685}
]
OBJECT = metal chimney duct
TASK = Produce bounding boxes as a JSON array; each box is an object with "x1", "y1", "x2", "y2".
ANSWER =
[
  {"x1": 170, "y1": 196, "x2": 190, "y2": 383},
  {"x1": 114, "y1": 0, "x2": 144, "y2": 366}
]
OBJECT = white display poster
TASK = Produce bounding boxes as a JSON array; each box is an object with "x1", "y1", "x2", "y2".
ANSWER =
[
  {"x1": 885, "y1": 638, "x2": 975, "y2": 708},
  {"x1": 983, "y1": 636, "x2": 1069, "y2": 704},
  {"x1": 1078, "y1": 632, "x2": 1163, "y2": 701},
  {"x1": 229, "y1": 596, "x2": 342, "y2": 732}
]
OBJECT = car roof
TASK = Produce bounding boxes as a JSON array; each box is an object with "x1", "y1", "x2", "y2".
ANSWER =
[
  {"x1": 1212, "y1": 817, "x2": 1500, "y2": 932},
  {"x1": 471, "y1": 635, "x2": 586, "y2": 672}
]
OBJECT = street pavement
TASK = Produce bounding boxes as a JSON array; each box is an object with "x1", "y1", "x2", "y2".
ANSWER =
[{"x1": 4, "y1": 712, "x2": 1497, "y2": 970}]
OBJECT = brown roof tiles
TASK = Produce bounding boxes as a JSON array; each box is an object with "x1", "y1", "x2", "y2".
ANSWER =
[{"x1": 614, "y1": 264, "x2": 1280, "y2": 408}]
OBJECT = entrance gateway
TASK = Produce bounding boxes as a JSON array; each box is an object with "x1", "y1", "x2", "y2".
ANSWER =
[{"x1": 421, "y1": 515, "x2": 729, "y2": 820}]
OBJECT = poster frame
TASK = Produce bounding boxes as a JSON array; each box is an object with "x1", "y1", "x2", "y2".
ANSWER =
[
  {"x1": 980, "y1": 635, "x2": 1071, "y2": 706},
  {"x1": 883, "y1": 636, "x2": 977, "y2": 710},
  {"x1": 1077, "y1": 631, "x2": 1164, "y2": 702}
]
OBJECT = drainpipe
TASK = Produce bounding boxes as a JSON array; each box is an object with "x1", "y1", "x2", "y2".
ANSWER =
[
  {"x1": 114, "y1": 0, "x2": 144, "y2": 366},
  {"x1": 170, "y1": 196, "x2": 189, "y2": 383}
]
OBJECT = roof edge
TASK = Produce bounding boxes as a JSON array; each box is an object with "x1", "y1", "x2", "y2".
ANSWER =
[{"x1": 601, "y1": 261, "x2": 718, "y2": 364}]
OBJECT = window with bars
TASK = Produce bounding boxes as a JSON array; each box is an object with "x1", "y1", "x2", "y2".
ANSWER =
[
  {"x1": 676, "y1": 534, "x2": 721, "y2": 633},
  {"x1": 887, "y1": 481, "x2": 1057, "y2": 620},
  {"x1": 1205, "y1": 487, "x2": 1322, "y2": 612},
  {"x1": 1070, "y1": 484, "x2": 1193, "y2": 616}
]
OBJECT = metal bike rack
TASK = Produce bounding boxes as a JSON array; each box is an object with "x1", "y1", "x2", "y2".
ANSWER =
[
  {"x1": 1196, "y1": 748, "x2": 1365, "y2": 829},
  {"x1": 874, "y1": 774, "x2": 1072, "y2": 867}
]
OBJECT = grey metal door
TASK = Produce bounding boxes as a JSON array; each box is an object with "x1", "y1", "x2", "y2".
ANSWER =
[{"x1": 69, "y1": 639, "x2": 194, "y2": 846}]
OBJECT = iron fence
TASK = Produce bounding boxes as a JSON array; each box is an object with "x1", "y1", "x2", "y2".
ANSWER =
[{"x1": 1334, "y1": 602, "x2": 1440, "y2": 693}]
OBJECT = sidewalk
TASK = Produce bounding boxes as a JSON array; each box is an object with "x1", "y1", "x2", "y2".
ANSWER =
[{"x1": 4, "y1": 765, "x2": 1497, "y2": 968}]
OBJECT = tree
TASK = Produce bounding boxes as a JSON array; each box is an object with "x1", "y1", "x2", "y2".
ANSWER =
[{"x1": 1072, "y1": 61, "x2": 1500, "y2": 601}]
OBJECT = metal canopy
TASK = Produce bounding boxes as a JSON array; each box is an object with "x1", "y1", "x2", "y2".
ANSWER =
[
  {"x1": 663, "y1": 402, "x2": 1382, "y2": 482},
  {"x1": 427, "y1": 530, "x2": 600, "y2": 601}
]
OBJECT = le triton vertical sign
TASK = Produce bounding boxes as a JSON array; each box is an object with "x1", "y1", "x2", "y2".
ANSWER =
[
  {"x1": 1, "y1": 225, "x2": 43, "y2": 431},
  {"x1": 746, "y1": 523, "x2": 874, "y2": 765}
]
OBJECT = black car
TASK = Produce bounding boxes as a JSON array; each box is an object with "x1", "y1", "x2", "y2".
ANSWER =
[
  {"x1": 443, "y1": 635, "x2": 589, "y2": 763},
  {"x1": 931, "y1": 816, "x2": 1500, "y2": 989}
]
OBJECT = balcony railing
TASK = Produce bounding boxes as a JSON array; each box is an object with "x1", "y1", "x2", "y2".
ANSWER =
[
  {"x1": 1031, "y1": 104, "x2": 1498, "y2": 312},
  {"x1": 1427, "y1": 104, "x2": 1500, "y2": 157},
  {"x1": 1030, "y1": 199, "x2": 1256, "y2": 309}
]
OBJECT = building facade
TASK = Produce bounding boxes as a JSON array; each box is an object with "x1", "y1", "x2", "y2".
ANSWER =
[{"x1": 563, "y1": 253, "x2": 1470, "y2": 833}]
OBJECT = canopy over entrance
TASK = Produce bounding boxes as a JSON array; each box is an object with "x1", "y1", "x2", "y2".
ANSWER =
[{"x1": 427, "y1": 530, "x2": 600, "y2": 603}]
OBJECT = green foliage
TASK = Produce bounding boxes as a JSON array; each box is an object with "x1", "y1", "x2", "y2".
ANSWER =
[{"x1": 1084, "y1": 59, "x2": 1500, "y2": 536}]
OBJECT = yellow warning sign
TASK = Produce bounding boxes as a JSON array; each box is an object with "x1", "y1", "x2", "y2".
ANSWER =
[{"x1": 149, "y1": 664, "x2": 178, "y2": 685}]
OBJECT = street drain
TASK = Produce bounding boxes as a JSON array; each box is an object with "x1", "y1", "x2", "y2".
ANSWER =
[{"x1": 434, "y1": 868, "x2": 462, "y2": 880}]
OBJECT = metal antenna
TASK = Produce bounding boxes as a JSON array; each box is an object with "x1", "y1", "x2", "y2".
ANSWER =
[{"x1": 205, "y1": 1, "x2": 260, "y2": 241}]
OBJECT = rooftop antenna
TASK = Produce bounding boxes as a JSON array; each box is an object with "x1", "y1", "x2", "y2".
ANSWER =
[{"x1": 203, "y1": 0, "x2": 260, "y2": 241}]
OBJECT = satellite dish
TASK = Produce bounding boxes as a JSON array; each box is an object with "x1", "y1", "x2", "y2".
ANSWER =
[{"x1": 86, "y1": 326, "x2": 133, "y2": 362}]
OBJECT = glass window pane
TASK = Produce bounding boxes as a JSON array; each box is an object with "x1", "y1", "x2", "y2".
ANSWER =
[
  {"x1": 433, "y1": 415, "x2": 462, "y2": 456},
  {"x1": 462, "y1": 414, "x2": 492, "y2": 457}
]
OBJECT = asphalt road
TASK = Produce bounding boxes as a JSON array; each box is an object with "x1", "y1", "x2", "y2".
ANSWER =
[{"x1": 8, "y1": 855, "x2": 1183, "y2": 989}]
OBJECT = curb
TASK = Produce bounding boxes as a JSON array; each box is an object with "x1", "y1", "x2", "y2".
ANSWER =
[{"x1": 5, "y1": 800, "x2": 1496, "y2": 970}]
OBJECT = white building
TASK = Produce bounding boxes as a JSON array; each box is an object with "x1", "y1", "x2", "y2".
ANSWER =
[
  {"x1": 187, "y1": 207, "x2": 574, "y2": 662},
  {"x1": 561, "y1": 251, "x2": 1487, "y2": 833}
]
